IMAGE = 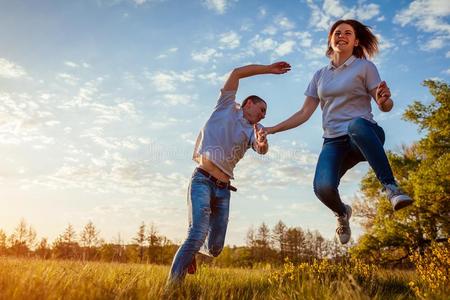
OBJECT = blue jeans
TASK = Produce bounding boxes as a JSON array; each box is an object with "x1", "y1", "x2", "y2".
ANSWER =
[
  {"x1": 168, "y1": 168, "x2": 230, "y2": 283},
  {"x1": 313, "y1": 118, "x2": 396, "y2": 216}
]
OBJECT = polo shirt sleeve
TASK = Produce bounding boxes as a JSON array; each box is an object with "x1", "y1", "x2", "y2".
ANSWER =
[
  {"x1": 214, "y1": 89, "x2": 237, "y2": 111},
  {"x1": 304, "y1": 70, "x2": 321, "y2": 99},
  {"x1": 365, "y1": 61, "x2": 382, "y2": 92}
]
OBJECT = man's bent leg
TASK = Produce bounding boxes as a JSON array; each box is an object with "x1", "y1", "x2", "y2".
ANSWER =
[{"x1": 168, "y1": 175, "x2": 212, "y2": 284}]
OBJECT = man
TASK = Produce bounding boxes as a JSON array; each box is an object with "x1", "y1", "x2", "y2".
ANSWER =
[{"x1": 167, "y1": 62, "x2": 291, "y2": 284}]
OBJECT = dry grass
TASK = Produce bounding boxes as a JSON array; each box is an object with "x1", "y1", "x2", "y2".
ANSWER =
[{"x1": 0, "y1": 257, "x2": 441, "y2": 300}]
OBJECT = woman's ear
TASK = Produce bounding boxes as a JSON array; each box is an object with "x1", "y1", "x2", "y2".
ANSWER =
[{"x1": 354, "y1": 39, "x2": 359, "y2": 47}]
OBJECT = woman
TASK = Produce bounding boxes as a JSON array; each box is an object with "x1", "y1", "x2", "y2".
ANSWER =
[{"x1": 266, "y1": 19, "x2": 413, "y2": 244}]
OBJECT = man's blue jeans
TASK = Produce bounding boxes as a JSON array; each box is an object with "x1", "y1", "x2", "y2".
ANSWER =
[
  {"x1": 168, "y1": 168, "x2": 230, "y2": 283},
  {"x1": 313, "y1": 118, "x2": 396, "y2": 216}
]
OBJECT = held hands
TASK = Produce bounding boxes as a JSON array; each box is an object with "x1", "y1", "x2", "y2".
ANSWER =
[
  {"x1": 268, "y1": 62, "x2": 291, "y2": 74},
  {"x1": 254, "y1": 125, "x2": 268, "y2": 146}
]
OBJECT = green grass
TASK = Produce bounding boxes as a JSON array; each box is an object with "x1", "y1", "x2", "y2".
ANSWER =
[{"x1": 0, "y1": 257, "x2": 421, "y2": 299}]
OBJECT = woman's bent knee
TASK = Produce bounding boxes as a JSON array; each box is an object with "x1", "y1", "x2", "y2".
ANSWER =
[{"x1": 314, "y1": 182, "x2": 338, "y2": 199}]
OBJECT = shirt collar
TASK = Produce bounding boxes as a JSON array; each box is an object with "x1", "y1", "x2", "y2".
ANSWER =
[
  {"x1": 238, "y1": 108, "x2": 252, "y2": 126},
  {"x1": 328, "y1": 55, "x2": 356, "y2": 70}
]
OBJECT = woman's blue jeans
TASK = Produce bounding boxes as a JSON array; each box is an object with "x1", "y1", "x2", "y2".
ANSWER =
[
  {"x1": 313, "y1": 118, "x2": 396, "y2": 216},
  {"x1": 168, "y1": 169, "x2": 230, "y2": 283}
]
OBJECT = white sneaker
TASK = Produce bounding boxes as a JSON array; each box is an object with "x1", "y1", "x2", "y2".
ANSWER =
[
  {"x1": 335, "y1": 204, "x2": 352, "y2": 245},
  {"x1": 384, "y1": 184, "x2": 413, "y2": 211}
]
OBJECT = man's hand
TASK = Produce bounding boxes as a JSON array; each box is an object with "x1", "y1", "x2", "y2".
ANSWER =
[
  {"x1": 375, "y1": 81, "x2": 393, "y2": 112},
  {"x1": 253, "y1": 125, "x2": 268, "y2": 154},
  {"x1": 223, "y1": 62, "x2": 291, "y2": 91},
  {"x1": 268, "y1": 62, "x2": 291, "y2": 74}
]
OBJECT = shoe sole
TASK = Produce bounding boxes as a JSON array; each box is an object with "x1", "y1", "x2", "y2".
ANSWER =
[
  {"x1": 337, "y1": 205, "x2": 352, "y2": 245},
  {"x1": 394, "y1": 199, "x2": 414, "y2": 211}
]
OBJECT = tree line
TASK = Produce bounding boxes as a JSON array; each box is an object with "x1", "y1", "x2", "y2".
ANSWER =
[{"x1": 0, "y1": 219, "x2": 349, "y2": 267}]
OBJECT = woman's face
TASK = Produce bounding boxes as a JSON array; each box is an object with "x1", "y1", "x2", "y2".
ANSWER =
[{"x1": 330, "y1": 23, "x2": 359, "y2": 54}]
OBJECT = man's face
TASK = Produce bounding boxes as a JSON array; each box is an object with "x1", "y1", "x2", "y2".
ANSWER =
[{"x1": 243, "y1": 100, "x2": 267, "y2": 124}]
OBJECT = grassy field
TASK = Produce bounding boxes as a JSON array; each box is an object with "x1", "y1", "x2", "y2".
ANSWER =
[{"x1": 0, "y1": 257, "x2": 440, "y2": 299}]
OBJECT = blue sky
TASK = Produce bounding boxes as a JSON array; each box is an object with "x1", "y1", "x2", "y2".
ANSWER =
[{"x1": 0, "y1": 0, "x2": 449, "y2": 246}]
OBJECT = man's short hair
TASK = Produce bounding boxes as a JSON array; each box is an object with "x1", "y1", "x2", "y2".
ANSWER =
[{"x1": 241, "y1": 95, "x2": 267, "y2": 108}]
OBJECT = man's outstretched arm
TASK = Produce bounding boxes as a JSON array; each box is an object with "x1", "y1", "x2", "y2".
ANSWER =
[{"x1": 223, "y1": 62, "x2": 291, "y2": 91}]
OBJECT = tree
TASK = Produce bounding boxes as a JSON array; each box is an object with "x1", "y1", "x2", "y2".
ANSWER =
[
  {"x1": 80, "y1": 221, "x2": 100, "y2": 260},
  {"x1": 35, "y1": 238, "x2": 51, "y2": 259},
  {"x1": 254, "y1": 222, "x2": 274, "y2": 262},
  {"x1": 352, "y1": 80, "x2": 450, "y2": 264},
  {"x1": 284, "y1": 227, "x2": 305, "y2": 263},
  {"x1": 147, "y1": 223, "x2": 161, "y2": 264},
  {"x1": 134, "y1": 222, "x2": 146, "y2": 263},
  {"x1": 53, "y1": 224, "x2": 80, "y2": 259},
  {"x1": 8, "y1": 219, "x2": 35, "y2": 256},
  {"x1": 272, "y1": 220, "x2": 287, "y2": 262}
]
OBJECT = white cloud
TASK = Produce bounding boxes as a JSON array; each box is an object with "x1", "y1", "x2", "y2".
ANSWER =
[
  {"x1": 234, "y1": 144, "x2": 319, "y2": 191},
  {"x1": 203, "y1": 0, "x2": 231, "y2": 14},
  {"x1": 274, "y1": 40, "x2": 296, "y2": 57},
  {"x1": 191, "y1": 48, "x2": 223, "y2": 63},
  {"x1": 64, "y1": 61, "x2": 90, "y2": 68},
  {"x1": 306, "y1": 0, "x2": 381, "y2": 31},
  {"x1": 0, "y1": 58, "x2": 27, "y2": 78},
  {"x1": 198, "y1": 71, "x2": 228, "y2": 85},
  {"x1": 446, "y1": 51, "x2": 450, "y2": 58},
  {"x1": 219, "y1": 31, "x2": 240, "y2": 49},
  {"x1": 444, "y1": 69, "x2": 450, "y2": 75},
  {"x1": 394, "y1": 1, "x2": 450, "y2": 51},
  {"x1": 64, "y1": 61, "x2": 79, "y2": 68},
  {"x1": 375, "y1": 33, "x2": 394, "y2": 51},
  {"x1": 284, "y1": 31, "x2": 313, "y2": 48},
  {"x1": 395, "y1": 0, "x2": 450, "y2": 34},
  {"x1": 0, "y1": 92, "x2": 57, "y2": 147},
  {"x1": 258, "y1": 7, "x2": 266, "y2": 18},
  {"x1": 149, "y1": 70, "x2": 195, "y2": 92},
  {"x1": 250, "y1": 35, "x2": 278, "y2": 52},
  {"x1": 275, "y1": 16, "x2": 295, "y2": 30},
  {"x1": 262, "y1": 25, "x2": 277, "y2": 35},
  {"x1": 420, "y1": 36, "x2": 447, "y2": 51},
  {"x1": 162, "y1": 93, "x2": 196, "y2": 106},
  {"x1": 57, "y1": 73, "x2": 79, "y2": 86},
  {"x1": 323, "y1": 0, "x2": 345, "y2": 18},
  {"x1": 356, "y1": 3, "x2": 380, "y2": 20},
  {"x1": 156, "y1": 47, "x2": 178, "y2": 59}
]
